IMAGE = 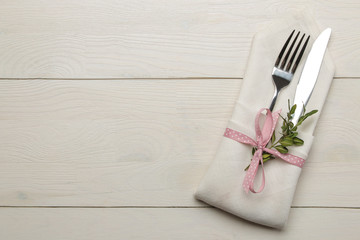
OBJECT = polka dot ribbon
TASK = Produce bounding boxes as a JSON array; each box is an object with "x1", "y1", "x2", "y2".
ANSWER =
[{"x1": 224, "y1": 108, "x2": 305, "y2": 194}]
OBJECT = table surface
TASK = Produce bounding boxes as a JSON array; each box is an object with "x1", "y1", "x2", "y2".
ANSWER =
[{"x1": 0, "y1": 1, "x2": 359, "y2": 239}]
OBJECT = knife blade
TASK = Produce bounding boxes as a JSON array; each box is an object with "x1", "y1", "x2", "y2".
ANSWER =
[{"x1": 291, "y1": 28, "x2": 332, "y2": 125}]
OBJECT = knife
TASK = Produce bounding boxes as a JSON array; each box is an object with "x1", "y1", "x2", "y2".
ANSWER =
[{"x1": 291, "y1": 28, "x2": 332, "y2": 125}]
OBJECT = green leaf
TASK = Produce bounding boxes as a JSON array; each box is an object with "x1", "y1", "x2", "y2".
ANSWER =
[
  {"x1": 263, "y1": 153, "x2": 275, "y2": 163},
  {"x1": 280, "y1": 137, "x2": 293, "y2": 147},
  {"x1": 293, "y1": 137, "x2": 304, "y2": 146},
  {"x1": 275, "y1": 145, "x2": 288, "y2": 154},
  {"x1": 288, "y1": 99, "x2": 291, "y2": 111},
  {"x1": 302, "y1": 103, "x2": 307, "y2": 115},
  {"x1": 290, "y1": 104, "x2": 296, "y2": 114},
  {"x1": 305, "y1": 109, "x2": 318, "y2": 117},
  {"x1": 262, "y1": 153, "x2": 272, "y2": 159},
  {"x1": 297, "y1": 116, "x2": 306, "y2": 126},
  {"x1": 271, "y1": 132, "x2": 276, "y2": 144},
  {"x1": 244, "y1": 164, "x2": 250, "y2": 171},
  {"x1": 289, "y1": 132, "x2": 298, "y2": 137},
  {"x1": 252, "y1": 147, "x2": 256, "y2": 155},
  {"x1": 286, "y1": 128, "x2": 291, "y2": 135},
  {"x1": 285, "y1": 136, "x2": 294, "y2": 141}
]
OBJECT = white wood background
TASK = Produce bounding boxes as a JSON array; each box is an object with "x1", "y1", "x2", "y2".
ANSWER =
[{"x1": 0, "y1": 0, "x2": 359, "y2": 239}]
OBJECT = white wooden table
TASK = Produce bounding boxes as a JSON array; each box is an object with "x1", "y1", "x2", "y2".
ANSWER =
[{"x1": 0, "y1": 1, "x2": 359, "y2": 239}]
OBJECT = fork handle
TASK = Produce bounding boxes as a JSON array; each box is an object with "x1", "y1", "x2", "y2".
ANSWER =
[{"x1": 269, "y1": 88, "x2": 279, "y2": 112}]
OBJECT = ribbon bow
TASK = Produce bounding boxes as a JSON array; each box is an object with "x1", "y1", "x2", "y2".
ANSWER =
[{"x1": 224, "y1": 108, "x2": 305, "y2": 194}]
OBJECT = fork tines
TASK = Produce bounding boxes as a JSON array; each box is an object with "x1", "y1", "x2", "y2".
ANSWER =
[{"x1": 275, "y1": 30, "x2": 310, "y2": 74}]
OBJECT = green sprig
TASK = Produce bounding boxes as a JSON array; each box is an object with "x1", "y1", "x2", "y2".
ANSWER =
[{"x1": 244, "y1": 100, "x2": 318, "y2": 171}]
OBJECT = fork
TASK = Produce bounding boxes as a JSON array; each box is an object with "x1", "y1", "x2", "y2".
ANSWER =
[{"x1": 269, "y1": 30, "x2": 310, "y2": 111}]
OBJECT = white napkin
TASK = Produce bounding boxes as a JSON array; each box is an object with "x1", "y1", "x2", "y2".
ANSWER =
[{"x1": 195, "y1": 12, "x2": 335, "y2": 229}]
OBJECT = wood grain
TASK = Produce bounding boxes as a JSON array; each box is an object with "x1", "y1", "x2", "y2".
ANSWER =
[
  {"x1": 0, "y1": 207, "x2": 359, "y2": 240},
  {"x1": 1, "y1": 1, "x2": 359, "y2": 237},
  {"x1": 0, "y1": 79, "x2": 358, "y2": 207},
  {"x1": 0, "y1": 0, "x2": 359, "y2": 78}
]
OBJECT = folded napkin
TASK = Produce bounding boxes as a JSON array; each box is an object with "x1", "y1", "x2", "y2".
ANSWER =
[{"x1": 195, "y1": 12, "x2": 335, "y2": 229}]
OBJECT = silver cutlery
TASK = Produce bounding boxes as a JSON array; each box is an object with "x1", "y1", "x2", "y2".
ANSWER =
[
  {"x1": 269, "y1": 30, "x2": 310, "y2": 111},
  {"x1": 291, "y1": 28, "x2": 332, "y2": 125}
]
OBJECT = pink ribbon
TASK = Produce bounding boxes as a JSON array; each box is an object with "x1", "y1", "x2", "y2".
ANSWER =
[{"x1": 224, "y1": 108, "x2": 305, "y2": 194}]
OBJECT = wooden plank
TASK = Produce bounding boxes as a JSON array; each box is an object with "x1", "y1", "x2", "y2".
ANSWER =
[
  {"x1": 0, "y1": 207, "x2": 359, "y2": 239},
  {"x1": 0, "y1": 79, "x2": 359, "y2": 206},
  {"x1": 0, "y1": 0, "x2": 359, "y2": 78}
]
